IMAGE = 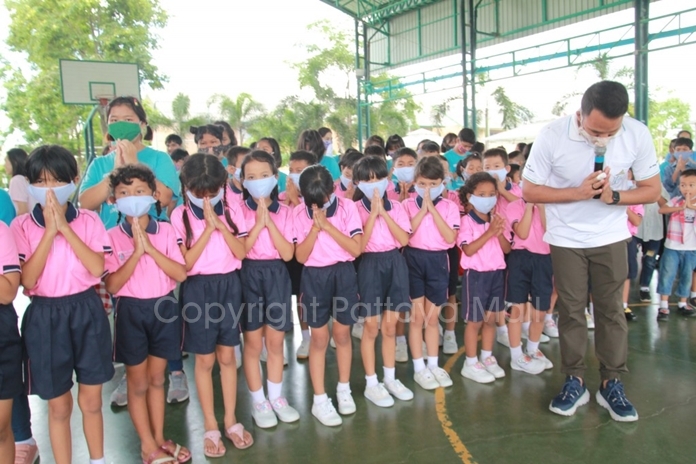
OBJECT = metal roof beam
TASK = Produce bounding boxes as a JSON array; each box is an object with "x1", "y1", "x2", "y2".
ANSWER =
[{"x1": 361, "y1": 0, "x2": 441, "y2": 25}]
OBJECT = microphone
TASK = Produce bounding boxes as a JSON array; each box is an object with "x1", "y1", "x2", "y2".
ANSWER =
[{"x1": 593, "y1": 145, "x2": 606, "y2": 199}]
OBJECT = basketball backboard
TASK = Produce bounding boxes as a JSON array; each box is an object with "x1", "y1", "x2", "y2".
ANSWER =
[{"x1": 59, "y1": 59, "x2": 140, "y2": 105}]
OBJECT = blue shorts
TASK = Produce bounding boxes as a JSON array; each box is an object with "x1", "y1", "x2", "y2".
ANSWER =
[
  {"x1": 240, "y1": 259, "x2": 293, "y2": 332},
  {"x1": 461, "y1": 269, "x2": 506, "y2": 322},
  {"x1": 506, "y1": 249, "x2": 553, "y2": 311},
  {"x1": 447, "y1": 246, "x2": 460, "y2": 297},
  {"x1": 181, "y1": 272, "x2": 242, "y2": 354},
  {"x1": 358, "y1": 249, "x2": 411, "y2": 317},
  {"x1": 285, "y1": 257, "x2": 304, "y2": 296},
  {"x1": 403, "y1": 247, "x2": 449, "y2": 306},
  {"x1": 22, "y1": 288, "x2": 114, "y2": 400},
  {"x1": 300, "y1": 262, "x2": 360, "y2": 328},
  {"x1": 627, "y1": 237, "x2": 639, "y2": 280},
  {"x1": 0, "y1": 303, "x2": 23, "y2": 400},
  {"x1": 113, "y1": 293, "x2": 182, "y2": 366}
]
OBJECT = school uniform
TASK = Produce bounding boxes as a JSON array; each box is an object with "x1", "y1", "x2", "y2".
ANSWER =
[
  {"x1": 402, "y1": 195, "x2": 460, "y2": 306},
  {"x1": 240, "y1": 198, "x2": 294, "y2": 332},
  {"x1": 106, "y1": 218, "x2": 186, "y2": 366},
  {"x1": 334, "y1": 180, "x2": 352, "y2": 199},
  {"x1": 505, "y1": 199, "x2": 553, "y2": 311},
  {"x1": 0, "y1": 223, "x2": 23, "y2": 400},
  {"x1": 355, "y1": 196, "x2": 411, "y2": 317},
  {"x1": 445, "y1": 189, "x2": 464, "y2": 296},
  {"x1": 11, "y1": 204, "x2": 114, "y2": 400},
  {"x1": 226, "y1": 183, "x2": 244, "y2": 207},
  {"x1": 626, "y1": 205, "x2": 644, "y2": 281},
  {"x1": 459, "y1": 210, "x2": 509, "y2": 322},
  {"x1": 170, "y1": 200, "x2": 248, "y2": 354},
  {"x1": 294, "y1": 196, "x2": 362, "y2": 328},
  {"x1": 495, "y1": 181, "x2": 522, "y2": 216},
  {"x1": 387, "y1": 183, "x2": 417, "y2": 202}
]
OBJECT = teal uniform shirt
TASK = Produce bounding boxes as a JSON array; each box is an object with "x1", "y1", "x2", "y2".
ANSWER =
[
  {"x1": 0, "y1": 189, "x2": 16, "y2": 226},
  {"x1": 320, "y1": 155, "x2": 341, "y2": 181}
]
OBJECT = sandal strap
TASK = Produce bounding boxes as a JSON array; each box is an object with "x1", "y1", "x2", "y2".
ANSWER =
[
  {"x1": 226, "y1": 423, "x2": 244, "y2": 438},
  {"x1": 203, "y1": 430, "x2": 222, "y2": 445}
]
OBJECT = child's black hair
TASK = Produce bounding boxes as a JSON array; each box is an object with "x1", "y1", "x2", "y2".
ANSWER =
[
  {"x1": 366, "y1": 135, "x2": 385, "y2": 149},
  {"x1": 421, "y1": 141, "x2": 441, "y2": 154},
  {"x1": 455, "y1": 154, "x2": 482, "y2": 179},
  {"x1": 680, "y1": 168, "x2": 696, "y2": 179},
  {"x1": 522, "y1": 142, "x2": 533, "y2": 160},
  {"x1": 109, "y1": 164, "x2": 162, "y2": 222},
  {"x1": 507, "y1": 164, "x2": 521, "y2": 181},
  {"x1": 6, "y1": 148, "x2": 28, "y2": 177},
  {"x1": 258, "y1": 137, "x2": 282, "y2": 168},
  {"x1": 507, "y1": 150, "x2": 521, "y2": 161},
  {"x1": 364, "y1": 145, "x2": 386, "y2": 158},
  {"x1": 351, "y1": 156, "x2": 389, "y2": 202},
  {"x1": 472, "y1": 141, "x2": 485, "y2": 154},
  {"x1": 339, "y1": 150, "x2": 364, "y2": 170},
  {"x1": 289, "y1": 150, "x2": 318, "y2": 166},
  {"x1": 106, "y1": 96, "x2": 153, "y2": 141},
  {"x1": 675, "y1": 137, "x2": 694, "y2": 151},
  {"x1": 240, "y1": 150, "x2": 280, "y2": 201},
  {"x1": 171, "y1": 149, "x2": 189, "y2": 163},
  {"x1": 457, "y1": 128, "x2": 476, "y2": 144},
  {"x1": 26, "y1": 145, "x2": 78, "y2": 184},
  {"x1": 179, "y1": 154, "x2": 239, "y2": 247},
  {"x1": 213, "y1": 121, "x2": 238, "y2": 146},
  {"x1": 483, "y1": 147, "x2": 509, "y2": 165},
  {"x1": 458, "y1": 172, "x2": 498, "y2": 211},
  {"x1": 297, "y1": 129, "x2": 326, "y2": 161},
  {"x1": 165, "y1": 134, "x2": 183, "y2": 145},
  {"x1": 414, "y1": 156, "x2": 445, "y2": 181},
  {"x1": 441, "y1": 133, "x2": 457, "y2": 152},
  {"x1": 225, "y1": 146, "x2": 251, "y2": 167},
  {"x1": 190, "y1": 125, "x2": 223, "y2": 145},
  {"x1": 393, "y1": 147, "x2": 418, "y2": 164},
  {"x1": 318, "y1": 127, "x2": 332, "y2": 138},
  {"x1": 299, "y1": 165, "x2": 334, "y2": 209},
  {"x1": 385, "y1": 134, "x2": 405, "y2": 153}
]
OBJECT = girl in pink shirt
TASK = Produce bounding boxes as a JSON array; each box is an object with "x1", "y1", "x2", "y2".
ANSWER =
[
  {"x1": 104, "y1": 165, "x2": 189, "y2": 464},
  {"x1": 334, "y1": 151, "x2": 363, "y2": 200},
  {"x1": 170, "y1": 154, "x2": 251, "y2": 458}
]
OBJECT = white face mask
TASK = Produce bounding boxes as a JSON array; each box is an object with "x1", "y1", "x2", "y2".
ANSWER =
[
  {"x1": 415, "y1": 183, "x2": 445, "y2": 200},
  {"x1": 357, "y1": 178, "x2": 389, "y2": 199},
  {"x1": 243, "y1": 176, "x2": 278, "y2": 199},
  {"x1": 288, "y1": 173, "x2": 301, "y2": 186},
  {"x1": 469, "y1": 195, "x2": 497, "y2": 214},
  {"x1": 578, "y1": 116, "x2": 623, "y2": 149},
  {"x1": 115, "y1": 196, "x2": 156, "y2": 218},
  {"x1": 322, "y1": 194, "x2": 336, "y2": 210},
  {"x1": 27, "y1": 182, "x2": 76, "y2": 207},
  {"x1": 487, "y1": 168, "x2": 508, "y2": 183},
  {"x1": 393, "y1": 166, "x2": 415, "y2": 184},
  {"x1": 186, "y1": 189, "x2": 224, "y2": 209},
  {"x1": 340, "y1": 175, "x2": 352, "y2": 189},
  {"x1": 232, "y1": 167, "x2": 242, "y2": 182}
]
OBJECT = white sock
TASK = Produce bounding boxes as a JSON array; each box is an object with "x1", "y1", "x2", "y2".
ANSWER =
[
  {"x1": 427, "y1": 356, "x2": 439, "y2": 370},
  {"x1": 396, "y1": 335, "x2": 406, "y2": 344},
  {"x1": 678, "y1": 301, "x2": 687, "y2": 308},
  {"x1": 365, "y1": 374, "x2": 379, "y2": 388},
  {"x1": 383, "y1": 366, "x2": 396, "y2": 382},
  {"x1": 642, "y1": 286, "x2": 650, "y2": 292},
  {"x1": 314, "y1": 393, "x2": 328, "y2": 405},
  {"x1": 302, "y1": 329, "x2": 311, "y2": 342},
  {"x1": 250, "y1": 388, "x2": 266, "y2": 404},
  {"x1": 496, "y1": 325, "x2": 508, "y2": 336},
  {"x1": 480, "y1": 350, "x2": 492, "y2": 361},
  {"x1": 267, "y1": 380, "x2": 282, "y2": 402},
  {"x1": 544, "y1": 313, "x2": 553, "y2": 322},
  {"x1": 623, "y1": 302, "x2": 628, "y2": 309},
  {"x1": 527, "y1": 340, "x2": 540, "y2": 354},
  {"x1": 589, "y1": 302, "x2": 594, "y2": 314},
  {"x1": 691, "y1": 291, "x2": 696, "y2": 298},
  {"x1": 522, "y1": 321, "x2": 530, "y2": 333},
  {"x1": 337, "y1": 382, "x2": 351, "y2": 393},
  {"x1": 413, "y1": 358, "x2": 426, "y2": 373},
  {"x1": 90, "y1": 459, "x2": 106, "y2": 464},
  {"x1": 15, "y1": 437, "x2": 36, "y2": 446},
  {"x1": 357, "y1": 317, "x2": 365, "y2": 325},
  {"x1": 659, "y1": 300, "x2": 669, "y2": 309},
  {"x1": 466, "y1": 356, "x2": 478, "y2": 366},
  {"x1": 510, "y1": 345, "x2": 523, "y2": 361},
  {"x1": 235, "y1": 345, "x2": 242, "y2": 360},
  {"x1": 444, "y1": 329, "x2": 455, "y2": 339}
]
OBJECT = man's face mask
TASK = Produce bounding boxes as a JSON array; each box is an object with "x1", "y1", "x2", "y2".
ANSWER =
[{"x1": 578, "y1": 116, "x2": 623, "y2": 149}]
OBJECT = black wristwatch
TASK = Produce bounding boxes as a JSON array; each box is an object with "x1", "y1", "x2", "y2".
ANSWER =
[{"x1": 611, "y1": 191, "x2": 621, "y2": 205}]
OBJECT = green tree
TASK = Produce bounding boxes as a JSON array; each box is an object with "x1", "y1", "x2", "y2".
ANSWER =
[
  {"x1": 492, "y1": 87, "x2": 534, "y2": 130},
  {"x1": 145, "y1": 93, "x2": 208, "y2": 137},
  {"x1": 2, "y1": 0, "x2": 168, "y2": 156},
  {"x1": 208, "y1": 93, "x2": 265, "y2": 145},
  {"x1": 645, "y1": 97, "x2": 691, "y2": 155}
]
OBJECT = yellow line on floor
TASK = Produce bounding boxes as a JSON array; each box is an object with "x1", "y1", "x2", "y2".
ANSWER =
[{"x1": 435, "y1": 346, "x2": 476, "y2": 464}]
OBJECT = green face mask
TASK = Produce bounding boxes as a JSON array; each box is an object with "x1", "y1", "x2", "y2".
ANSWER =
[{"x1": 108, "y1": 121, "x2": 142, "y2": 141}]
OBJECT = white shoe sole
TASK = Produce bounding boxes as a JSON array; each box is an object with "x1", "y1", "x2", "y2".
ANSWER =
[
  {"x1": 595, "y1": 391, "x2": 639, "y2": 422},
  {"x1": 274, "y1": 408, "x2": 301, "y2": 423},
  {"x1": 365, "y1": 394, "x2": 394, "y2": 408},
  {"x1": 386, "y1": 387, "x2": 414, "y2": 401},
  {"x1": 414, "y1": 377, "x2": 440, "y2": 391},
  {"x1": 510, "y1": 362, "x2": 544, "y2": 375},
  {"x1": 338, "y1": 404, "x2": 356, "y2": 415},
  {"x1": 312, "y1": 411, "x2": 342, "y2": 427},
  {"x1": 166, "y1": 392, "x2": 189, "y2": 404},
  {"x1": 548, "y1": 389, "x2": 590, "y2": 416},
  {"x1": 443, "y1": 342, "x2": 458, "y2": 355},
  {"x1": 461, "y1": 369, "x2": 496, "y2": 384}
]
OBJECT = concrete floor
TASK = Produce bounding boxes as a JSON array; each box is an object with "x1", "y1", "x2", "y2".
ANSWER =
[{"x1": 14, "y1": 285, "x2": 696, "y2": 464}]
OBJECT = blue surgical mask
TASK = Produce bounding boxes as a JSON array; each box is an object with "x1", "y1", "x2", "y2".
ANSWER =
[
  {"x1": 340, "y1": 175, "x2": 352, "y2": 189},
  {"x1": 487, "y1": 168, "x2": 508, "y2": 182},
  {"x1": 357, "y1": 178, "x2": 389, "y2": 199},
  {"x1": 243, "y1": 176, "x2": 278, "y2": 199},
  {"x1": 469, "y1": 195, "x2": 497, "y2": 214},
  {"x1": 322, "y1": 194, "x2": 336, "y2": 210},
  {"x1": 115, "y1": 196, "x2": 156, "y2": 218},
  {"x1": 415, "y1": 183, "x2": 445, "y2": 200},
  {"x1": 186, "y1": 189, "x2": 224, "y2": 209},
  {"x1": 27, "y1": 182, "x2": 76, "y2": 207},
  {"x1": 288, "y1": 173, "x2": 301, "y2": 186},
  {"x1": 232, "y1": 167, "x2": 242, "y2": 182},
  {"x1": 393, "y1": 166, "x2": 415, "y2": 183}
]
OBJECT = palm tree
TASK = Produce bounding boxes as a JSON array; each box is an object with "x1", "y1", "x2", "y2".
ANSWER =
[
  {"x1": 492, "y1": 87, "x2": 534, "y2": 130},
  {"x1": 208, "y1": 93, "x2": 265, "y2": 144}
]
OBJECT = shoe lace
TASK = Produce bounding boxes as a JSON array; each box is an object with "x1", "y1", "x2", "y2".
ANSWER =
[
  {"x1": 605, "y1": 381, "x2": 628, "y2": 407},
  {"x1": 272, "y1": 397, "x2": 288, "y2": 408},
  {"x1": 171, "y1": 374, "x2": 184, "y2": 390},
  {"x1": 560, "y1": 377, "x2": 582, "y2": 401},
  {"x1": 256, "y1": 400, "x2": 272, "y2": 412}
]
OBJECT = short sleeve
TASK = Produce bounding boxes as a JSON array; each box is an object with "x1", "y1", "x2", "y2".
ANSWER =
[
  {"x1": 631, "y1": 126, "x2": 660, "y2": 181},
  {"x1": 0, "y1": 223, "x2": 20, "y2": 275},
  {"x1": 391, "y1": 202, "x2": 412, "y2": 234},
  {"x1": 80, "y1": 156, "x2": 111, "y2": 193},
  {"x1": 402, "y1": 200, "x2": 416, "y2": 220},
  {"x1": 8, "y1": 176, "x2": 29, "y2": 204},
  {"x1": 10, "y1": 217, "x2": 31, "y2": 262},
  {"x1": 343, "y1": 200, "x2": 363, "y2": 237},
  {"x1": 505, "y1": 200, "x2": 525, "y2": 227},
  {"x1": 169, "y1": 207, "x2": 187, "y2": 242},
  {"x1": 84, "y1": 213, "x2": 111, "y2": 254},
  {"x1": 293, "y1": 208, "x2": 310, "y2": 243},
  {"x1": 629, "y1": 204, "x2": 644, "y2": 216},
  {"x1": 104, "y1": 231, "x2": 122, "y2": 274},
  {"x1": 227, "y1": 203, "x2": 248, "y2": 238},
  {"x1": 162, "y1": 224, "x2": 185, "y2": 265},
  {"x1": 443, "y1": 201, "x2": 460, "y2": 229},
  {"x1": 522, "y1": 130, "x2": 553, "y2": 185},
  {"x1": 666, "y1": 197, "x2": 678, "y2": 208},
  {"x1": 279, "y1": 208, "x2": 296, "y2": 244},
  {"x1": 458, "y1": 216, "x2": 474, "y2": 247}
]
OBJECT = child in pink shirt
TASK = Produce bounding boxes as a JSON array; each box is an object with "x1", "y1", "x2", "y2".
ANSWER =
[
  {"x1": 387, "y1": 148, "x2": 419, "y2": 202},
  {"x1": 104, "y1": 165, "x2": 189, "y2": 463},
  {"x1": 624, "y1": 202, "x2": 644, "y2": 319},
  {"x1": 483, "y1": 148, "x2": 521, "y2": 215},
  {"x1": 334, "y1": 150, "x2": 363, "y2": 200},
  {"x1": 224, "y1": 146, "x2": 251, "y2": 207}
]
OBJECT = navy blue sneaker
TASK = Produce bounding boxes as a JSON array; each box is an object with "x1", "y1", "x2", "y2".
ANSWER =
[
  {"x1": 549, "y1": 376, "x2": 590, "y2": 416},
  {"x1": 596, "y1": 379, "x2": 638, "y2": 422}
]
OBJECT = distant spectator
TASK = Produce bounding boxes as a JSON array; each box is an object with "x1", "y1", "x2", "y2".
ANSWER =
[
  {"x1": 508, "y1": 150, "x2": 525, "y2": 166},
  {"x1": 5, "y1": 148, "x2": 35, "y2": 215},
  {"x1": 364, "y1": 145, "x2": 386, "y2": 159},
  {"x1": 677, "y1": 130, "x2": 692, "y2": 139},
  {"x1": 516, "y1": 142, "x2": 527, "y2": 153},
  {"x1": 165, "y1": 134, "x2": 182, "y2": 154},
  {"x1": 385, "y1": 134, "x2": 405, "y2": 158},
  {"x1": 441, "y1": 133, "x2": 457, "y2": 153},
  {"x1": 214, "y1": 120, "x2": 238, "y2": 148},
  {"x1": 662, "y1": 137, "x2": 694, "y2": 198},
  {"x1": 366, "y1": 135, "x2": 385, "y2": 149},
  {"x1": 297, "y1": 129, "x2": 340, "y2": 180},
  {"x1": 318, "y1": 127, "x2": 334, "y2": 157},
  {"x1": 170, "y1": 148, "x2": 189, "y2": 171}
]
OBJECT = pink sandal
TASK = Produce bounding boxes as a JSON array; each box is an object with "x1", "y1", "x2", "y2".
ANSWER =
[
  {"x1": 225, "y1": 423, "x2": 254, "y2": 449},
  {"x1": 203, "y1": 430, "x2": 226, "y2": 458},
  {"x1": 143, "y1": 449, "x2": 177, "y2": 464},
  {"x1": 160, "y1": 439, "x2": 191, "y2": 463}
]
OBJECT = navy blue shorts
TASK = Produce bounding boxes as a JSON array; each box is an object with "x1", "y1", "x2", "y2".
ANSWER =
[
  {"x1": 241, "y1": 259, "x2": 293, "y2": 332},
  {"x1": 181, "y1": 272, "x2": 242, "y2": 354},
  {"x1": 447, "y1": 246, "x2": 460, "y2": 297},
  {"x1": 403, "y1": 247, "x2": 449, "y2": 306},
  {"x1": 627, "y1": 237, "x2": 639, "y2": 280},
  {"x1": 358, "y1": 249, "x2": 411, "y2": 317},
  {"x1": 461, "y1": 269, "x2": 506, "y2": 322},
  {"x1": 0, "y1": 304, "x2": 23, "y2": 400},
  {"x1": 300, "y1": 262, "x2": 360, "y2": 328},
  {"x1": 285, "y1": 257, "x2": 303, "y2": 296},
  {"x1": 113, "y1": 293, "x2": 182, "y2": 366},
  {"x1": 22, "y1": 288, "x2": 114, "y2": 400},
  {"x1": 506, "y1": 249, "x2": 553, "y2": 311}
]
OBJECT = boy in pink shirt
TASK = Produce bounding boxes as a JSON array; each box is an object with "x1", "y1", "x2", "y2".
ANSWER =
[
  {"x1": 224, "y1": 146, "x2": 251, "y2": 207},
  {"x1": 623, "y1": 203, "x2": 644, "y2": 320},
  {"x1": 388, "y1": 148, "x2": 419, "y2": 202},
  {"x1": 334, "y1": 150, "x2": 363, "y2": 199},
  {"x1": 482, "y1": 148, "x2": 521, "y2": 215}
]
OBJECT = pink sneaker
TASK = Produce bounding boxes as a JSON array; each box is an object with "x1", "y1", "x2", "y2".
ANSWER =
[{"x1": 14, "y1": 443, "x2": 39, "y2": 464}]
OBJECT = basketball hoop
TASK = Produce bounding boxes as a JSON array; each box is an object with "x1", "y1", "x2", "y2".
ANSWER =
[{"x1": 96, "y1": 95, "x2": 113, "y2": 107}]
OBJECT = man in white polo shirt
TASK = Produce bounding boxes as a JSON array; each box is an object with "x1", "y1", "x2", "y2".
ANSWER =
[{"x1": 523, "y1": 81, "x2": 660, "y2": 422}]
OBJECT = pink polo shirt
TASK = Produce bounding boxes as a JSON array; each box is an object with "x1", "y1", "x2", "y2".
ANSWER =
[
  {"x1": 627, "y1": 204, "x2": 644, "y2": 237},
  {"x1": 0, "y1": 222, "x2": 21, "y2": 277},
  {"x1": 387, "y1": 183, "x2": 418, "y2": 202},
  {"x1": 226, "y1": 184, "x2": 244, "y2": 207},
  {"x1": 446, "y1": 190, "x2": 463, "y2": 214},
  {"x1": 496, "y1": 181, "x2": 522, "y2": 215},
  {"x1": 241, "y1": 198, "x2": 296, "y2": 260},
  {"x1": 170, "y1": 200, "x2": 248, "y2": 276},
  {"x1": 458, "y1": 211, "x2": 509, "y2": 272},
  {"x1": 355, "y1": 197, "x2": 411, "y2": 253},
  {"x1": 105, "y1": 219, "x2": 185, "y2": 298},
  {"x1": 403, "y1": 196, "x2": 460, "y2": 251},
  {"x1": 10, "y1": 204, "x2": 110, "y2": 297},
  {"x1": 293, "y1": 196, "x2": 363, "y2": 267},
  {"x1": 506, "y1": 199, "x2": 550, "y2": 255},
  {"x1": 334, "y1": 180, "x2": 353, "y2": 199}
]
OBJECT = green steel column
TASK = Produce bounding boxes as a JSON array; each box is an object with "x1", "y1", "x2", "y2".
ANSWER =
[
  {"x1": 460, "y1": 0, "x2": 468, "y2": 128},
  {"x1": 355, "y1": 19, "x2": 363, "y2": 150},
  {"x1": 469, "y1": 0, "x2": 477, "y2": 133},
  {"x1": 634, "y1": 0, "x2": 649, "y2": 124}
]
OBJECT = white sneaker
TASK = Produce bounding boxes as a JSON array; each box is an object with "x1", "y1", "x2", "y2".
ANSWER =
[
  {"x1": 336, "y1": 389, "x2": 356, "y2": 415},
  {"x1": 496, "y1": 332, "x2": 510, "y2": 347},
  {"x1": 110, "y1": 374, "x2": 128, "y2": 407},
  {"x1": 352, "y1": 322, "x2": 364, "y2": 340},
  {"x1": 438, "y1": 324, "x2": 444, "y2": 346},
  {"x1": 312, "y1": 400, "x2": 342, "y2": 427},
  {"x1": 443, "y1": 333, "x2": 458, "y2": 355},
  {"x1": 511, "y1": 354, "x2": 545, "y2": 375},
  {"x1": 252, "y1": 400, "x2": 278, "y2": 428},
  {"x1": 528, "y1": 349, "x2": 553, "y2": 370},
  {"x1": 395, "y1": 339, "x2": 408, "y2": 363},
  {"x1": 540, "y1": 333, "x2": 550, "y2": 343},
  {"x1": 270, "y1": 397, "x2": 300, "y2": 423},
  {"x1": 414, "y1": 368, "x2": 440, "y2": 390},
  {"x1": 296, "y1": 339, "x2": 310, "y2": 360},
  {"x1": 430, "y1": 366, "x2": 453, "y2": 387},
  {"x1": 543, "y1": 319, "x2": 559, "y2": 338},
  {"x1": 422, "y1": 341, "x2": 427, "y2": 356},
  {"x1": 586, "y1": 311, "x2": 595, "y2": 329},
  {"x1": 482, "y1": 356, "x2": 506, "y2": 378},
  {"x1": 364, "y1": 384, "x2": 394, "y2": 408},
  {"x1": 461, "y1": 361, "x2": 496, "y2": 384},
  {"x1": 384, "y1": 379, "x2": 414, "y2": 401},
  {"x1": 166, "y1": 371, "x2": 190, "y2": 404},
  {"x1": 236, "y1": 348, "x2": 243, "y2": 369},
  {"x1": 330, "y1": 337, "x2": 336, "y2": 349},
  {"x1": 521, "y1": 328, "x2": 550, "y2": 343}
]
